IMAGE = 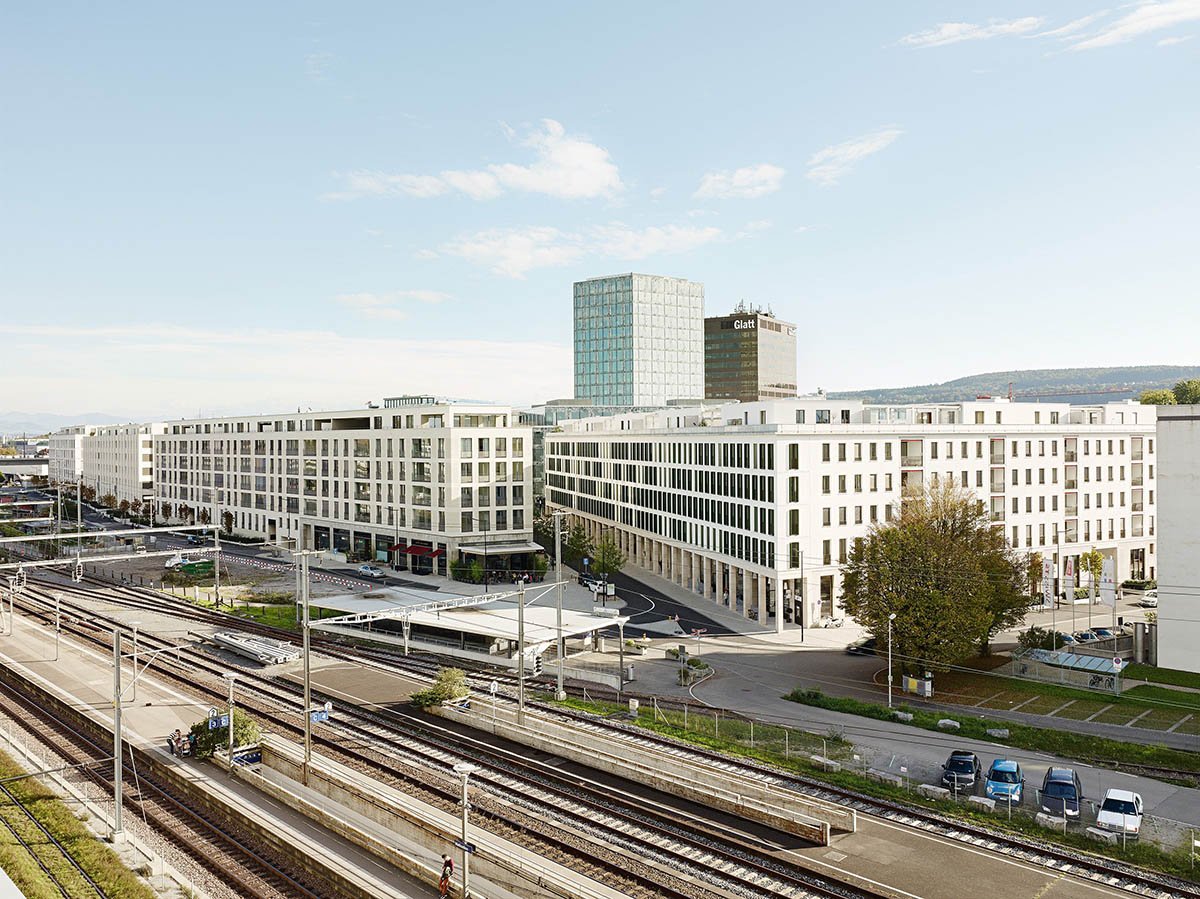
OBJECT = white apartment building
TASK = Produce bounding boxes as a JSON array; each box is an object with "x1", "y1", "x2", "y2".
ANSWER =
[
  {"x1": 546, "y1": 397, "x2": 1157, "y2": 633},
  {"x1": 48, "y1": 425, "x2": 96, "y2": 483},
  {"x1": 152, "y1": 397, "x2": 534, "y2": 575},
  {"x1": 81, "y1": 422, "x2": 164, "y2": 507},
  {"x1": 1154, "y1": 404, "x2": 1199, "y2": 673}
]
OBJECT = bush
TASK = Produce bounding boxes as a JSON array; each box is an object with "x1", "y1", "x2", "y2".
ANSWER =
[
  {"x1": 686, "y1": 657, "x2": 709, "y2": 670},
  {"x1": 1121, "y1": 579, "x2": 1156, "y2": 591},
  {"x1": 1017, "y1": 626, "x2": 1059, "y2": 651},
  {"x1": 1073, "y1": 587, "x2": 1093, "y2": 600},
  {"x1": 188, "y1": 707, "x2": 260, "y2": 760},
  {"x1": 410, "y1": 667, "x2": 469, "y2": 707}
]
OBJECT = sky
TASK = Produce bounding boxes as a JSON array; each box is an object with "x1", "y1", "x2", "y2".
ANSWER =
[{"x1": 2, "y1": 2, "x2": 1198, "y2": 422}]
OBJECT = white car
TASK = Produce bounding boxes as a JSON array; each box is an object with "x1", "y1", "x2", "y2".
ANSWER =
[
  {"x1": 1096, "y1": 789, "x2": 1142, "y2": 838},
  {"x1": 1140, "y1": 590, "x2": 1158, "y2": 608},
  {"x1": 357, "y1": 564, "x2": 385, "y2": 579},
  {"x1": 164, "y1": 555, "x2": 188, "y2": 570}
]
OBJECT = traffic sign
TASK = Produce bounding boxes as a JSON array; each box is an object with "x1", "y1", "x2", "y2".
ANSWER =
[
  {"x1": 1113, "y1": 657, "x2": 1123, "y2": 671},
  {"x1": 488, "y1": 680, "x2": 498, "y2": 695},
  {"x1": 310, "y1": 710, "x2": 329, "y2": 723},
  {"x1": 453, "y1": 839, "x2": 476, "y2": 854},
  {"x1": 208, "y1": 714, "x2": 229, "y2": 730}
]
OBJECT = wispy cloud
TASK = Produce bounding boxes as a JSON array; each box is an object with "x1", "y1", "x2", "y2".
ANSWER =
[
  {"x1": 806, "y1": 128, "x2": 903, "y2": 187},
  {"x1": 325, "y1": 119, "x2": 622, "y2": 201},
  {"x1": 1067, "y1": 0, "x2": 1200, "y2": 49},
  {"x1": 441, "y1": 221, "x2": 725, "y2": 278},
  {"x1": 898, "y1": 17, "x2": 1044, "y2": 48},
  {"x1": 334, "y1": 290, "x2": 450, "y2": 320},
  {"x1": 1033, "y1": 12, "x2": 1110, "y2": 39},
  {"x1": 694, "y1": 164, "x2": 786, "y2": 199},
  {"x1": 649, "y1": 186, "x2": 668, "y2": 199},
  {"x1": 305, "y1": 50, "x2": 333, "y2": 81},
  {"x1": 1158, "y1": 33, "x2": 1195, "y2": 43}
]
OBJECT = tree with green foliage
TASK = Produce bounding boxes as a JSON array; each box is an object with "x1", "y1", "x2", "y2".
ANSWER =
[
  {"x1": 1079, "y1": 547, "x2": 1104, "y2": 592},
  {"x1": 1173, "y1": 378, "x2": 1200, "y2": 404},
  {"x1": 841, "y1": 483, "x2": 1028, "y2": 668},
  {"x1": 1026, "y1": 551, "x2": 1043, "y2": 598},
  {"x1": 1138, "y1": 389, "x2": 1176, "y2": 405},
  {"x1": 591, "y1": 536, "x2": 626, "y2": 579},
  {"x1": 117, "y1": 499, "x2": 130, "y2": 516},
  {"x1": 80, "y1": 485, "x2": 96, "y2": 503},
  {"x1": 410, "y1": 667, "x2": 469, "y2": 707},
  {"x1": 533, "y1": 553, "x2": 549, "y2": 580},
  {"x1": 188, "y1": 707, "x2": 260, "y2": 759},
  {"x1": 199, "y1": 507, "x2": 211, "y2": 526},
  {"x1": 0, "y1": 446, "x2": 16, "y2": 456},
  {"x1": 98, "y1": 492, "x2": 117, "y2": 509},
  {"x1": 564, "y1": 522, "x2": 594, "y2": 568}
]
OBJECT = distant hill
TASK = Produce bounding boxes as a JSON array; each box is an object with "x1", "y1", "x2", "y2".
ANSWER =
[
  {"x1": 0, "y1": 411, "x2": 128, "y2": 438},
  {"x1": 829, "y1": 365, "x2": 1200, "y2": 406}
]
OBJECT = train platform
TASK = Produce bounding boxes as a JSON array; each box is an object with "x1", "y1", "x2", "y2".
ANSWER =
[{"x1": 0, "y1": 609, "x2": 440, "y2": 898}]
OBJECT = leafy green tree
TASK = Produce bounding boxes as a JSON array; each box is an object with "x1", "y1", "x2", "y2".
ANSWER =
[
  {"x1": 221, "y1": 510, "x2": 234, "y2": 535},
  {"x1": 410, "y1": 667, "x2": 469, "y2": 707},
  {"x1": 469, "y1": 558, "x2": 483, "y2": 583},
  {"x1": 840, "y1": 484, "x2": 1027, "y2": 668},
  {"x1": 1173, "y1": 379, "x2": 1200, "y2": 404},
  {"x1": 591, "y1": 536, "x2": 625, "y2": 579},
  {"x1": 564, "y1": 522, "x2": 594, "y2": 568},
  {"x1": 198, "y1": 507, "x2": 211, "y2": 526},
  {"x1": 1079, "y1": 547, "x2": 1104, "y2": 591},
  {"x1": 1027, "y1": 551, "x2": 1043, "y2": 598},
  {"x1": 118, "y1": 499, "x2": 130, "y2": 516},
  {"x1": 1138, "y1": 389, "x2": 1176, "y2": 405},
  {"x1": 188, "y1": 707, "x2": 260, "y2": 759},
  {"x1": 80, "y1": 485, "x2": 96, "y2": 503}
]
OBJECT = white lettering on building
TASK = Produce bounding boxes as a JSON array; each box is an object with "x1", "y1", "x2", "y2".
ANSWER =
[{"x1": 733, "y1": 318, "x2": 757, "y2": 330}]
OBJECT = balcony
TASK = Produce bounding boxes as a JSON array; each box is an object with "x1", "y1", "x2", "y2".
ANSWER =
[
  {"x1": 901, "y1": 455, "x2": 923, "y2": 468},
  {"x1": 1065, "y1": 451, "x2": 1077, "y2": 463},
  {"x1": 1132, "y1": 447, "x2": 1143, "y2": 461},
  {"x1": 989, "y1": 509, "x2": 1005, "y2": 522},
  {"x1": 1132, "y1": 501, "x2": 1144, "y2": 512},
  {"x1": 1065, "y1": 478, "x2": 1077, "y2": 490},
  {"x1": 1132, "y1": 476, "x2": 1143, "y2": 487}
]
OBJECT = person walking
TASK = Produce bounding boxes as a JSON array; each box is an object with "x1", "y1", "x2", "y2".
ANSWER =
[{"x1": 438, "y1": 854, "x2": 454, "y2": 897}]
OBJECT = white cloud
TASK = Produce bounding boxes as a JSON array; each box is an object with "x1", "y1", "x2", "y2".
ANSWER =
[
  {"x1": 1067, "y1": 0, "x2": 1200, "y2": 50},
  {"x1": 1158, "y1": 33, "x2": 1195, "y2": 43},
  {"x1": 443, "y1": 221, "x2": 726, "y2": 278},
  {"x1": 806, "y1": 128, "x2": 903, "y2": 187},
  {"x1": 334, "y1": 290, "x2": 450, "y2": 320},
  {"x1": 364, "y1": 228, "x2": 383, "y2": 237},
  {"x1": 649, "y1": 186, "x2": 668, "y2": 199},
  {"x1": 898, "y1": 17, "x2": 1044, "y2": 47},
  {"x1": 327, "y1": 119, "x2": 622, "y2": 201},
  {"x1": 694, "y1": 164, "x2": 786, "y2": 199},
  {"x1": 0, "y1": 324, "x2": 571, "y2": 414},
  {"x1": 1033, "y1": 12, "x2": 1110, "y2": 38},
  {"x1": 413, "y1": 248, "x2": 440, "y2": 260},
  {"x1": 305, "y1": 50, "x2": 333, "y2": 80}
]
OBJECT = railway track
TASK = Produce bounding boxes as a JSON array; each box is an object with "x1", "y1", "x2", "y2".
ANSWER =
[
  {"x1": 0, "y1": 675, "x2": 333, "y2": 899},
  {"x1": 17, "y1": 579, "x2": 891, "y2": 899},
  {"x1": 25, "y1": 573, "x2": 1200, "y2": 899},
  {"x1": 0, "y1": 780, "x2": 108, "y2": 899}
]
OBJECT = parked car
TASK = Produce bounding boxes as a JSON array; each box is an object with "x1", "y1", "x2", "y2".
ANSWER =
[
  {"x1": 845, "y1": 637, "x2": 878, "y2": 656},
  {"x1": 1140, "y1": 590, "x2": 1158, "y2": 608},
  {"x1": 1056, "y1": 633, "x2": 1078, "y2": 646},
  {"x1": 164, "y1": 555, "x2": 188, "y2": 570},
  {"x1": 941, "y1": 751, "x2": 982, "y2": 792},
  {"x1": 1091, "y1": 627, "x2": 1115, "y2": 639},
  {"x1": 984, "y1": 759, "x2": 1024, "y2": 803},
  {"x1": 1073, "y1": 630, "x2": 1099, "y2": 643},
  {"x1": 1039, "y1": 767, "x2": 1083, "y2": 819},
  {"x1": 1096, "y1": 789, "x2": 1143, "y2": 839},
  {"x1": 357, "y1": 564, "x2": 385, "y2": 579},
  {"x1": 134, "y1": 544, "x2": 146, "y2": 554},
  {"x1": 186, "y1": 534, "x2": 204, "y2": 545}
]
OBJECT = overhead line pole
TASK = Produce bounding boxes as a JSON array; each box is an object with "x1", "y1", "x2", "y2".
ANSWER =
[{"x1": 553, "y1": 510, "x2": 566, "y2": 701}]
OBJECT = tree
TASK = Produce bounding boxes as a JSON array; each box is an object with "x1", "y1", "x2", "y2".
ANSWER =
[
  {"x1": 840, "y1": 483, "x2": 1028, "y2": 669},
  {"x1": 179, "y1": 504, "x2": 192, "y2": 522},
  {"x1": 1173, "y1": 379, "x2": 1200, "y2": 404},
  {"x1": 188, "y1": 707, "x2": 260, "y2": 760},
  {"x1": 1078, "y1": 547, "x2": 1104, "y2": 591},
  {"x1": 99, "y1": 493, "x2": 118, "y2": 510},
  {"x1": 160, "y1": 502, "x2": 173, "y2": 520},
  {"x1": 221, "y1": 510, "x2": 234, "y2": 535},
  {"x1": 591, "y1": 536, "x2": 626, "y2": 579},
  {"x1": 129, "y1": 499, "x2": 142, "y2": 519},
  {"x1": 80, "y1": 485, "x2": 96, "y2": 503},
  {"x1": 410, "y1": 667, "x2": 469, "y2": 707},
  {"x1": 117, "y1": 499, "x2": 130, "y2": 516},
  {"x1": 1027, "y1": 552, "x2": 1043, "y2": 598},
  {"x1": 1139, "y1": 389, "x2": 1176, "y2": 405},
  {"x1": 0, "y1": 447, "x2": 17, "y2": 457},
  {"x1": 198, "y1": 507, "x2": 211, "y2": 526},
  {"x1": 564, "y1": 522, "x2": 594, "y2": 568}
]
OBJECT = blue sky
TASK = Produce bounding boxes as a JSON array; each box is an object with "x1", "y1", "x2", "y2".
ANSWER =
[{"x1": 2, "y1": 2, "x2": 1198, "y2": 419}]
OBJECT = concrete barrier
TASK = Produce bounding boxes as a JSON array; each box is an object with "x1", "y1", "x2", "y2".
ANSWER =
[
  {"x1": 966, "y1": 796, "x2": 995, "y2": 812},
  {"x1": 1036, "y1": 812, "x2": 1067, "y2": 830},
  {"x1": 936, "y1": 718, "x2": 960, "y2": 730},
  {"x1": 917, "y1": 784, "x2": 951, "y2": 800},
  {"x1": 1086, "y1": 826, "x2": 1120, "y2": 845},
  {"x1": 867, "y1": 769, "x2": 903, "y2": 788},
  {"x1": 257, "y1": 735, "x2": 629, "y2": 899},
  {"x1": 985, "y1": 728, "x2": 1009, "y2": 739},
  {"x1": 893, "y1": 711, "x2": 913, "y2": 722},
  {"x1": 436, "y1": 702, "x2": 853, "y2": 842},
  {"x1": 809, "y1": 755, "x2": 841, "y2": 772}
]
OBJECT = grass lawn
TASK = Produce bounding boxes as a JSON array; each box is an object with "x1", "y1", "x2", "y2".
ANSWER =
[
  {"x1": 1124, "y1": 664, "x2": 1200, "y2": 691},
  {"x1": 1123, "y1": 684, "x2": 1200, "y2": 711},
  {"x1": 1091, "y1": 705, "x2": 1145, "y2": 726},
  {"x1": 1131, "y1": 708, "x2": 1192, "y2": 732},
  {"x1": 1020, "y1": 694, "x2": 1072, "y2": 715},
  {"x1": 1052, "y1": 700, "x2": 1110, "y2": 720},
  {"x1": 978, "y1": 690, "x2": 1032, "y2": 710},
  {"x1": 0, "y1": 749, "x2": 154, "y2": 899},
  {"x1": 231, "y1": 604, "x2": 298, "y2": 630},
  {"x1": 1172, "y1": 715, "x2": 1200, "y2": 736}
]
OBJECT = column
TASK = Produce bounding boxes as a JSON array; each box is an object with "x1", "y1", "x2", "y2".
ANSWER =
[
  {"x1": 758, "y1": 573, "x2": 768, "y2": 627},
  {"x1": 774, "y1": 576, "x2": 785, "y2": 634},
  {"x1": 701, "y1": 556, "x2": 710, "y2": 600},
  {"x1": 742, "y1": 567, "x2": 752, "y2": 619}
]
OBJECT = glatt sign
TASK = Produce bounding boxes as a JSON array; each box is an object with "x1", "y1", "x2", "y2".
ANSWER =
[{"x1": 733, "y1": 318, "x2": 757, "y2": 330}]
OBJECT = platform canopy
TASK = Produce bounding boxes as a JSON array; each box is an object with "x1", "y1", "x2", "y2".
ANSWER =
[{"x1": 457, "y1": 541, "x2": 542, "y2": 555}]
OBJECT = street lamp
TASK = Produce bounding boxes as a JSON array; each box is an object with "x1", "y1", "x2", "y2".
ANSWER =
[
  {"x1": 887, "y1": 612, "x2": 897, "y2": 709},
  {"x1": 452, "y1": 762, "x2": 480, "y2": 898},
  {"x1": 223, "y1": 673, "x2": 237, "y2": 775}
]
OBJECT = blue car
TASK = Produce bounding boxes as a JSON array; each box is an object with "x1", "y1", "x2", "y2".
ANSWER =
[{"x1": 984, "y1": 759, "x2": 1024, "y2": 803}]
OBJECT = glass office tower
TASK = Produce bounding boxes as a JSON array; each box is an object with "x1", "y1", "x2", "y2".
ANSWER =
[
  {"x1": 704, "y1": 309, "x2": 797, "y2": 401},
  {"x1": 573, "y1": 273, "x2": 704, "y2": 406}
]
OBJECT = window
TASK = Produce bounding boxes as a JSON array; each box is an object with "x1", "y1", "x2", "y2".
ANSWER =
[
  {"x1": 789, "y1": 477, "x2": 799, "y2": 502},
  {"x1": 821, "y1": 443, "x2": 830, "y2": 463},
  {"x1": 838, "y1": 538, "x2": 847, "y2": 563},
  {"x1": 975, "y1": 411, "x2": 984, "y2": 424},
  {"x1": 838, "y1": 475, "x2": 846, "y2": 493},
  {"x1": 885, "y1": 443, "x2": 893, "y2": 461},
  {"x1": 789, "y1": 509, "x2": 800, "y2": 535},
  {"x1": 821, "y1": 476, "x2": 830, "y2": 494},
  {"x1": 838, "y1": 443, "x2": 847, "y2": 462},
  {"x1": 838, "y1": 507, "x2": 847, "y2": 525},
  {"x1": 822, "y1": 507, "x2": 831, "y2": 526},
  {"x1": 822, "y1": 540, "x2": 831, "y2": 565},
  {"x1": 816, "y1": 410, "x2": 830, "y2": 424},
  {"x1": 795, "y1": 410, "x2": 805, "y2": 424},
  {"x1": 854, "y1": 474, "x2": 862, "y2": 492}
]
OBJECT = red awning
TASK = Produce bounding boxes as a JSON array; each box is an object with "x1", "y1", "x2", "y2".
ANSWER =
[
  {"x1": 427, "y1": 549, "x2": 445, "y2": 558},
  {"x1": 387, "y1": 543, "x2": 406, "y2": 552},
  {"x1": 405, "y1": 545, "x2": 429, "y2": 556}
]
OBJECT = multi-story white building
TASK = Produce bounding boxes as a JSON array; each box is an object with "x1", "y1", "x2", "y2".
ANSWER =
[
  {"x1": 546, "y1": 397, "x2": 1158, "y2": 633},
  {"x1": 1153, "y1": 404, "x2": 1199, "y2": 673},
  {"x1": 152, "y1": 397, "x2": 535, "y2": 575},
  {"x1": 48, "y1": 425, "x2": 96, "y2": 483},
  {"x1": 81, "y1": 422, "x2": 164, "y2": 507},
  {"x1": 573, "y1": 273, "x2": 705, "y2": 407}
]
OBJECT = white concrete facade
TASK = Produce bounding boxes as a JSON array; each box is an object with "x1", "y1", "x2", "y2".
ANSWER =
[
  {"x1": 151, "y1": 399, "x2": 534, "y2": 573},
  {"x1": 546, "y1": 397, "x2": 1158, "y2": 634},
  {"x1": 1154, "y1": 404, "x2": 1199, "y2": 673},
  {"x1": 48, "y1": 425, "x2": 95, "y2": 483},
  {"x1": 81, "y1": 423, "x2": 164, "y2": 507}
]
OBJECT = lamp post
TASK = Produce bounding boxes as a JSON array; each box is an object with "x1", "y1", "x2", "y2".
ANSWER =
[
  {"x1": 552, "y1": 510, "x2": 566, "y2": 701},
  {"x1": 111, "y1": 628, "x2": 124, "y2": 843},
  {"x1": 517, "y1": 579, "x2": 525, "y2": 726},
  {"x1": 223, "y1": 673, "x2": 237, "y2": 775},
  {"x1": 452, "y1": 762, "x2": 479, "y2": 898},
  {"x1": 53, "y1": 592, "x2": 61, "y2": 662},
  {"x1": 130, "y1": 622, "x2": 141, "y2": 703},
  {"x1": 887, "y1": 612, "x2": 897, "y2": 709}
]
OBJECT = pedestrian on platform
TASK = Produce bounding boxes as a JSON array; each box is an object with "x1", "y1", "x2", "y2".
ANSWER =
[{"x1": 439, "y1": 854, "x2": 453, "y2": 897}]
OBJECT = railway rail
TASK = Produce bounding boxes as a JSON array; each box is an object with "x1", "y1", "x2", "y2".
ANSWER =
[
  {"x1": 22, "y1": 572, "x2": 1200, "y2": 899},
  {"x1": 0, "y1": 780, "x2": 108, "y2": 899}
]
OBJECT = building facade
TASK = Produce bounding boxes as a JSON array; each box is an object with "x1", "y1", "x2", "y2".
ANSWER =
[
  {"x1": 81, "y1": 423, "x2": 164, "y2": 507},
  {"x1": 48, "y1": 425, "x2": 96, "y2": 483},
  {"x1": 152, "y1": 399, "x2": 534, "y2": 575},
  {"x1": 705, "y1": 307, "x2": 797, "y2": 402},
  {"x1": 573, "y1": 273, "x2": 704, "y2": 407},
  {"x1": 1153, "y1": 404, "x2": 1199, "y2": 673},
  {"x1": 545, "y1": 398, "x2": 1157, "y2": 633}
]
